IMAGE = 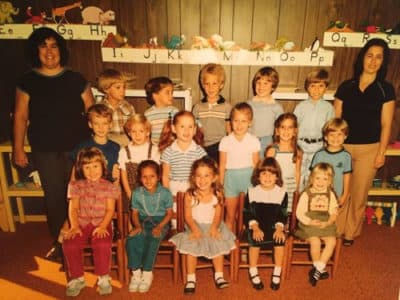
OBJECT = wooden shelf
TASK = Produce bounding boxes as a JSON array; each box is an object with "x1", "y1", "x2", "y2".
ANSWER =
[
  {"x1": 0, "y1": 24, "x2": 116, "y2": 40},
  {"x1": 368, "y1": 184, "x2": 400, "y2": 196},
  {"x1": 323, "y1": 32, "x2": 400, "y2": 49},
  {"x1": 101, "y1": 47, "x2": 334, "y2": 66}
]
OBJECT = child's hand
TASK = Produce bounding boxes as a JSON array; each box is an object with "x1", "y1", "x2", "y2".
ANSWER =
[
  {"x1": 209, "y1": 227, "x2": 221, "y2": 240},
  {"x1": 189, "y1": 229, "x2": 202, "y2": 240},
  {"x1": 112, "y1": 164, "x2": 120, "y2": 183},
  {"x1": 252, "y1": 227, "x2": 264, "y2": 242},
  {"x1": 337, "y1": 195, "x2": 347, "y2": 208},
  {"x1": 309, "y1": 219, "x2": 321, "y2": 226},
  {"x1": 92, "y1": 226, "x2": 109, "y2": 239},
  {"x1": 319, "y1": 221, "x2": 332, "y2": 229},
  {"x1": 152, "y1": 225, "x2": 162, "y2": 237},
  {"x1": 64, "y1": 227, "x2": 82, "y2": 240},
  {"x1": 128, "y1": 226, "x2": 142, "y2": 237},
  {"x1": 273, "y1": 228, "x2": 285, "y2": 243}
]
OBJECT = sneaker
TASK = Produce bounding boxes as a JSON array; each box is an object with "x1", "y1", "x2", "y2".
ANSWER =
[
  {"x1": 66, "y1": 277, "x2": 86, "y2": 297},
  {"x1": 138, "y1": 272, "x2": 153, "y2": 293},
  {"x1": 97, "y1": 275, "x2": 112, "y2": 295},
  {"x1": 129, "y1": 270, "x2": 142, "y2": 292}
]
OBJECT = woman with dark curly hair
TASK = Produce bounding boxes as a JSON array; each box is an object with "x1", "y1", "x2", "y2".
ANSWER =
[
  {"x1": 334, "y1": 38, "x2": 395, "y2": 246},
  {"x1": 13, "y1": 27, "x2": 94, "y2": 257}
]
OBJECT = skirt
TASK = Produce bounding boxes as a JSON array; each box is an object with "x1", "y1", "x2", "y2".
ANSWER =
[
  {"x1": 169, "y1": 222, "x2": 236, "y2": 259},
  {"x1": 295, "y1": 211, "x2": 337, "y2": 240}
]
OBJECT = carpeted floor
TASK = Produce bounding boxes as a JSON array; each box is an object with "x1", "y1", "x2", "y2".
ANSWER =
[{"x1": 0, "y1": 221, "x2": 399, "y2": 300}]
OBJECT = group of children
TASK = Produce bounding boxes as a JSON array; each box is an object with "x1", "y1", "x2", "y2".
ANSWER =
[{"x1": 61, "y1": 63, "x2": 352, "y2": 297}]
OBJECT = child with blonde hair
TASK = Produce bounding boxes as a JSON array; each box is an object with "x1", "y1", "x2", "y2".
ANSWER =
[
  {"x1": 311, "y1": 118, "x2": 352, "y2": 240},
  {"x1": 144, "y1": 76, "x2": 179, "y2": 145},
  {"x1": 193, "y1": 63, "x2": 232, "y2": 162},
  {"x1": 295, "y1": 163, "x2": 338, "y2": 286},
  {"x1": 98, "y1": 68, "x2": 135, "y2": 146},
  {"x1": 219, "y1": 102, "x2": 260, "y2": 231},
  {"x1": 63, "y1": 147, "x2": 120, "y2": 297},
  {"x1": 118, "y1": 114, "x2": 160, "y2": 200},
  {"x1": 247, "y1": 67, "x2": 283, "y2": 157}
]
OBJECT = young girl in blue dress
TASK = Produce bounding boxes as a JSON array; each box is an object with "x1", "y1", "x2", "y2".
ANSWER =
[
  {"x1": 125, "y1": 160, "x2": 173, "y2": 293},
  {"x1": 170, "y1": 157, "x2": 236, "y2": 294}
]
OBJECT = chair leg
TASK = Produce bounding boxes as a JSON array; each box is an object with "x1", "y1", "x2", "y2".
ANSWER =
[
  {"x1": 331, "y1": 237, "x2": 342, "y2": 279},
  {"x1": 173, "y1": 247, "x2": 179, "y2": 283},
  {"x1": 285, "y1": 238, "x2": 293, "y2": 279},
  {"x1": 181, "y1": 254, "x2": 187, "y2": 283}
]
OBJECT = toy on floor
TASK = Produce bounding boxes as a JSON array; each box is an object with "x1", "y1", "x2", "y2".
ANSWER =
[
  {"x1": 365, "y1": 206, "x2": 375, "y2": 225},
  {"x1": 374, "y1": 207, "x2": 384, "y2": 225}
]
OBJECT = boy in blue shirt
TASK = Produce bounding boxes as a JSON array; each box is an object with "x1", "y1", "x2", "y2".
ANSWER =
[{"x1": 294, "y1": 69, "x2": 334, "y2": 190}]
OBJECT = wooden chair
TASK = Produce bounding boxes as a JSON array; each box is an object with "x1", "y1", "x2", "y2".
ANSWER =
[
  {"x1": 64, "y1": 195, "x2": 125, "y2": 284},
  {"x1": 285, "y1": 191, "x2": 341, "y2": 279},
  {"x1": 124, "y1": 191, "x2": 184, "y2": 284},
  {"x1": 233, "y1": 192, "x2": 287, "y2": 282},
  {"x1": 180, "y1": 193, "x2": 238, "y2": 282}
]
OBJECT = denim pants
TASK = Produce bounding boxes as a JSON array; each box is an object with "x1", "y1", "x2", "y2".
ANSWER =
[{"x1": 126, "y1": 216, "x2": 168, "y2": 271}]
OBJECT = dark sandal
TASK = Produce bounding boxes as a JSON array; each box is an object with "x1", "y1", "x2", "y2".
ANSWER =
[
  {"x1": 270, "y1": 274, "x2": 281, "y2": 291},
  {"x1": 249, "y1": 273, "x2": 264, "y2": 290},
  {"x1": 214, "y1": 277, "x2": 229, "y2": 289},
  {"x1": 184, "y1": 281, "x2": 196, "y2": 294}
]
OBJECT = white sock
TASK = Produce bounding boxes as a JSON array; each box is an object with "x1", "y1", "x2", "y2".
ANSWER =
[
  {"x1": 314, "y1": 261, "x2": 325, "y2": 272},
  {"x1": 249, "y1": 267, "x2": 260, "y2": 284},
  {"x1": 187, "y1": 273, "x2": 196, "y2": 283},
  {"x1": 272, "y1": 266, "x2": 281, "y2": 284},
  {"x1": 214, "y1": 272, "x2": 223, "y2": 280}
]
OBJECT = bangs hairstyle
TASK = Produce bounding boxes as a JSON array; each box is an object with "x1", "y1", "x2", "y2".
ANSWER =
[
  {"x1": 26, "y1": 27, "x2": 69, "y2": 68},
  {"x1": 158, "y1": 110, "x2": 204, "y2": 152},
  {"x1": 124, "y1": 114, "x2": 151, "y2": 136},
  {"x1": 97, "y1": 68, "x2": 125, "y2": 93},
  {"x1": 137, "y1": 160, "x2": 161, "y2": 185},
  {"x1": 87, "y1": 103, "x2": 113, "y2": 122},
  {"x1": 187, "y1": 156, "x2": 224, "y2": 206},
  {"x1": 307, "y1": 162, "x2": 335, "y2": 190},
  {"x1": 322, "y1": 118, "x2": 349, "y2": 137},
  {"x1": 304, "y1": 69, "x2": 330, "y2": 90},
  {"x1": 251, "y1": 157, "x2": 283, "y2": 186},
  {"x1": 252, "y1": 67, "x2": 279, "y2": 95},
  {"x1": 230, "y1": 102, "x2": 253, "y2": 122},
  {"x1": 144, "y1": 76, "x2": 174, "y2": 105},
  {"x1": 74, "y1": 147, "x2": 108, "y2": 180},
  {"x1": 354, "y1": 38, "x2": 390, "y2": 81}
]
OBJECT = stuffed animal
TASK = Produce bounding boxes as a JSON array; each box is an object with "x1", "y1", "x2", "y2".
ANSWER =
[
  {"x1": 102, "y1": 32, "x2": 131, "y2": 48},
  {"x1": 326, "y1": 20, "x2": 354, "y2": 32},
  {"x1": 164, "y1": 35, "x2": 185, "y2": 49},
  {"x1": 0, "y1": 1, "x2": 19, "y2": 24},
  {"x1": 25, "y1": 6, "x2": 48, "y2": 24},
  {"x1": 375, "y1": 207, "x2": 384, "y2": 225},
  {"x1": 365, "y1": 206, "x2": 375, "y2": 225},
  {"x1": 81, "y1": 6, "x2": 115, "y2": 25}
]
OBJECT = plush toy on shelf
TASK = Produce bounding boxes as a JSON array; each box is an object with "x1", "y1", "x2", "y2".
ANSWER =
[
  {"x1": 0, "y1": 1, "x2": 19, "y2": 24},
  {"x1": 164, "y1": 35, "x2": 186, "y2": 49},
  {"x1": 326, "y1": 20, "x2": 354, "y2": 32},
  {"x1": 102, "y1": 32, "x2": 132, "y2": 48}
]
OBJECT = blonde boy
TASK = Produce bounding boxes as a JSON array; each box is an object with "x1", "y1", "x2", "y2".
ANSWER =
[
  {"x1": 294, "y1": 69, "x2": 334, "y2": 190},
  {"x1": 193, "y1": 63, "x2": 231, "y2": 162},
  {"x1": 98, "y1": 68, "x2": 135, "y2": 146}
]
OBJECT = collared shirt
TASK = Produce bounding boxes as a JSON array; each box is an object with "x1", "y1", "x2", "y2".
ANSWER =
[
  {"x1": 68, "y1": 178, "x2": 121, "y2": 227},
  {"x1": 101, "y1": 98, "x2": 135, "y2": 135},
  {"x1": 160, "y1": 140, "x2": 207, "y2": 181},
  {"x1": 294, "y1": 98, "x2": 334, "y2": 140},
  {"x1": 131, "y1": 183, "x2": 173, "y2": 218},
  {"x1": 145, "y1": 105, "x2": 179, "y2": 144}
]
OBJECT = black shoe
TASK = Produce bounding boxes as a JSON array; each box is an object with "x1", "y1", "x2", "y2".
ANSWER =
[
  {"x1": 214, "y1": 277, "x2": 229, "y2": 289},
  {"x1": 45, "y1": 241, "x2": 63, "y2": 262},
  {"x1": 270, "y1": 274, "x2": 281, "y2": 291},
  {"x1": 343, "y1": 239, "x2": 354, "y2": 247},
  {"x1": 308, "y1": 267, "x2": 322, "y2": 287},
  {"x1": 249, "y1": 273, "x2": 264, "y2": 290},
  {"x1": 184, "y1": 281, "x2": 196, "y2": 294},
  {"x1": 320, "y1": 270, "x2": 329, "y2": 280}
]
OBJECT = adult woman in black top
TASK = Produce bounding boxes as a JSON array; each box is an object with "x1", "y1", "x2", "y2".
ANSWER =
[
  {"x1": 13, "y1": 28, "x2": 94, "y2": 254},
  {"x1": 334, "y1": 38, "x2": 395, "y2": 246}
]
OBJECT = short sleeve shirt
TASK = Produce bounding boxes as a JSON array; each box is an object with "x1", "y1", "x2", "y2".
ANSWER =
[
  {"x1": 335, "y1": 79, "x2": 395, "y2": 144},
  {"x1": 131, "y1": 184, "x2": 173, "y2": 219}
]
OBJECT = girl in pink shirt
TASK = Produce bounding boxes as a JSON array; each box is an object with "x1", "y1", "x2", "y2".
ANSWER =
[{"x1": 63, "y1": 147, "x2": 120, "y2": 297}]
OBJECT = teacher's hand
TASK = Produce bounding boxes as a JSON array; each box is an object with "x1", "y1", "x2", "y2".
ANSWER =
[
  {"x1": 374, "y1": 153, "x2": 385, "y2": 169},
  {"x1": 13, "y1": 149, "x2": 28, "y2": 168}
]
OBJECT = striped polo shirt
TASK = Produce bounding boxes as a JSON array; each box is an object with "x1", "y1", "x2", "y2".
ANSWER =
[{"x1": 144, "y1": 105, "x2": 179, "y2": 144}]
